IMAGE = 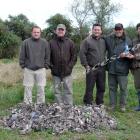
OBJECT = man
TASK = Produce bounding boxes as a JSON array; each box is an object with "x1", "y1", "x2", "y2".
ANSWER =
[
  {"x1": 19, "y1": 26, "x2": 50, "y2": 105},
  {"x1": 105, "y1": 23, "x2": 132, "y2": 111},
  {"x1": 49, "y1": 24, "x2": 77, "y2": 105},
  {"x1": 80, "y1": 23, "x2": 106, "y2": 106},
  {"x1": 131, "y1": 23, "x2": 140, "y2": 111}
]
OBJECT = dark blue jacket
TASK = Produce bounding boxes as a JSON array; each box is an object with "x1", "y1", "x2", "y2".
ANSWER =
[{"x1": 105, "y1": 34, "x2": 132, "y2": 76}]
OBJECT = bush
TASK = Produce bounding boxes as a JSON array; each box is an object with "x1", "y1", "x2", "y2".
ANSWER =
[
  {"x1": 125, "y1": 25, "x2": 136, "y2": 40},
  {"x1": 0, "y1": 31, "x2": 21, "y2": 58},
  {"x1": 5, "y1": 14, "x2": 35, "y2": 40}
]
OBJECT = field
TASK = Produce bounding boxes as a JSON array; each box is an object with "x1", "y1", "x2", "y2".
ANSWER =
[{"x1": 0, "y1": 59, "x2": 140, "y2": 140}]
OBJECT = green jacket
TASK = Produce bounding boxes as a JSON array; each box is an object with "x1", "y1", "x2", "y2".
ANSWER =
[
  {"x1": 80, "y1": 35, "x2": 106, "y2": 68},
  {"x1": 19, "y1": 37, "x2": 50, "y2": 70}
]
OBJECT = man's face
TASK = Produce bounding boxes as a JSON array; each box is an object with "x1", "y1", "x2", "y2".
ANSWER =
[
  {"x1": 56, "y1": 28, "x2": 66, "y2": 37},
  {"x1": 114, "y1": 29, "x2": 124, "y2": 37},
  {"x1": 137, "y1": 27, "x2": 140, "y2": 35},
  {"x1": 92, "y1": 26, "x2": 102, "y2": 38},
  {"x1": 32, "y1": 28, "x2": 41, "y2": 39}
]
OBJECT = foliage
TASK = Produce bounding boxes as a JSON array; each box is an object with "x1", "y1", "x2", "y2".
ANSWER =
[
  {"x1": 70, "y1": 0, "x2": 91, "y2": 41},
  {"x1": 0, "y1": 19, "x2": 21, "y2": 58},
  {"x1": 70, "y1": 0, "x2": 122, "y2": 31},
  {"x1": 43, "y1": 13, "x2": 73, "y2": 40},
  {"x1": 125, "y1": 24, "x2": 136, "y2": 40},
  {"x1": 71, "y1": 25, "x2": 90, "y2": 52},
  {"x1": 88, "y1": 0, "x2": 122, "y2": 29},
  {"x1": 5, "y1": 14, "x2": 35, "y2": 40}
]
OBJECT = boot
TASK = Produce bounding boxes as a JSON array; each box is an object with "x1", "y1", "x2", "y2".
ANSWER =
[{"x1": 134, "y1": 91, "x2": 140, "y2": 111}]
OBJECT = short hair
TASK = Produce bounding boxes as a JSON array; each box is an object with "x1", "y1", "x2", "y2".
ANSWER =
[
  {"x1": 136, "y1": 23, "x2": 140, "y2": 30},
  {"x1": 31, "y1": 26, "x2": 41, "y2": 32},
  {"x1": 92, "y1": 23, "x2": 102, "y2": 30}
]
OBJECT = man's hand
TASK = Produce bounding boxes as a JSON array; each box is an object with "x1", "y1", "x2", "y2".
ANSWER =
[
  {"x1": 86, "y1": 65, "x2": 91, "y2": 74},
  {"x1": 119, "y1": 52, "x2": 127, "y2": 58},
  {"x1": 120, "y1": 52, "x2": 134, "y2": 59},
  {"x1": 125, "y1": 53, "x2": 135, "y2": 59}
]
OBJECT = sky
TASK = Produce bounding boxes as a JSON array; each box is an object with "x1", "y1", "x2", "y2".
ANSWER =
[{"x1": 0, "y1": 0, "x2": 140, "y2": 29}]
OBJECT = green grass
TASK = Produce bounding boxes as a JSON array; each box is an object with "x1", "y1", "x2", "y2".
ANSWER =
[
  {"x1": 0, "y1": 58, "x2": 18, "y2": 64},
  {"x1": 0, "y1": 62, "x2": 140, "y2": 140}
]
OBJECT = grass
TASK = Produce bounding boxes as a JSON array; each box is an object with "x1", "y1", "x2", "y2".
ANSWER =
[{"x1": 0, "y1": 60, "x2": 140, "y2": 140}]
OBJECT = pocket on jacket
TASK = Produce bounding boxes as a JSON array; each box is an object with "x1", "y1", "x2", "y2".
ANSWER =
[{"x1": 115, "y1": 59, "x2": 129, "y2": 74}]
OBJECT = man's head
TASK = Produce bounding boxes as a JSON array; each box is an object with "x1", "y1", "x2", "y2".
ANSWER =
[
  {"x1": 136, "y1": 23, "x2": 140, "y2": 35},
  {"x1": 114, "y1": 23, "x2": 124, "y2": 37},
  {"x1": 31, "y1": 26, "x2": 41, "y2": 39},
  {"x1": 56, "y1": 24, "x2": 66, "y2": 37},
  {"x1": 92, "y1": 23, "x2": 102, "y2": 38}
]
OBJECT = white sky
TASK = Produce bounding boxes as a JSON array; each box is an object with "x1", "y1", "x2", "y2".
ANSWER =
[{"x1": 0, "y1": 0, "x2": 140, "y2": 29}]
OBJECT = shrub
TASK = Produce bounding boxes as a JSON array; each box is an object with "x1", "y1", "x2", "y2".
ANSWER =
[{"x1": 0, "y1": 31, "x2": 21, "y2": 58}]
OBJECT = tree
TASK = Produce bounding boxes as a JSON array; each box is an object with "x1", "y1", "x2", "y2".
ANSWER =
[
  {"x1": 43, "y1": 14, "x2": 73, "y2": 40},
  {"x1": 88, "y1": 0, "x2": 122, "y2": 29},
  {"x1": 71, "y1": 24, "x2": 90, "y2": 52},
  {"x1": 0, "y1": 19, "x2": 21, "y2": 58},
  {"x1": 5, "y1": 14, "x2": 35, "y2": 40},
  {"x1": 70, "y1": 0, "x2": 91, "y2": 41},
  {"x1": 70, "y1": 0, "x2": 121, "y2": 41},
  {"x1": 125, "y1": 24, "x2": 136, "y2": 40}
]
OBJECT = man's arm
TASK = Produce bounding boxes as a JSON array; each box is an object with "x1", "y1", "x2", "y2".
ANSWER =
[
  {"x1": 69, "y1": 40, "x2": 77, "y2": 68},
  {"x1": 44, "y1": 41, "x2": 50, "y2": 69},
  {"x1": 79, "y1": 39, "x2": 88, "y2": 67},
  {"x1": 19, "y1": 41, "x2": 26, "y2": 69}
]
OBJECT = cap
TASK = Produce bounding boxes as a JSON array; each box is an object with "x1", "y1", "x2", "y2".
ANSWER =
[
  {"x1": 56, "y1": 24, "x2": 66, "y2": 30},
  {"x1": 115, "y1": 23, "x2": 123, "y2": 30}
]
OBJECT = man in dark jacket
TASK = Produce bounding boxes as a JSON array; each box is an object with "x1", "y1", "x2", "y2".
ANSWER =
[
  {"x1": 49, "y1": 24, "x2": 77, "y2": 105},
  {"x1": 105, "y1": 23, "x2": 132, "y2": 112},
  {"x1": 80, "y1": 23, "x2": 106, "y2": 106},
  {"x1": 19, "y1": 26, "x2": 50, "y2": 104},
  {"x1": 131, "y1": 23, "x2": 140, "y2": 111}
]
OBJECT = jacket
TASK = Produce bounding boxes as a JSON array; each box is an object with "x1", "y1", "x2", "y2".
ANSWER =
[
  {"x1": 131, "y1": 35, "x2": 140, "y2": 69},
  {"x1": 105, "y1": 34, "x2": 132, "y2": 75},
  {"x1": 80, "y1": 35, "x2": 106, "y2": 68},
  {"x1": 49, "y1": 36, "x2": 77, "y2": 78},
  {"x1": 19, "y1": 37, "x2": 50, "y2": 70}
]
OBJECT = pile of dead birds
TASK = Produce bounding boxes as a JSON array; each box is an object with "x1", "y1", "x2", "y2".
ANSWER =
[{"x1": 0, "y1": 103, "x2": 117, "y2": 134}]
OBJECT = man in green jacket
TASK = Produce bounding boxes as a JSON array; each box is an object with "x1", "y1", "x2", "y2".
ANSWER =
[
  {"x1": 80, "y1": 23, "x2": 106, "y2": 106},
  {"x1": 19, "y1": 26, "x2": 50, "y2": 105}
]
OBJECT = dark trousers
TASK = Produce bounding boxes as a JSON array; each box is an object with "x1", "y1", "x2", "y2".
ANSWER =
[
  {"x1": 133, "y1": 68, "x2": 140, "y2": 91},
  {"x1": 83, "y1": 67, "x2": 106, "y2": 105}
]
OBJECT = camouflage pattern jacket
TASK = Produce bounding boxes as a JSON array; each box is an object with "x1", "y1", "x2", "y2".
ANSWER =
[{"x1": 131, "y1": 36, "x2": 140, "y2": 69}]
